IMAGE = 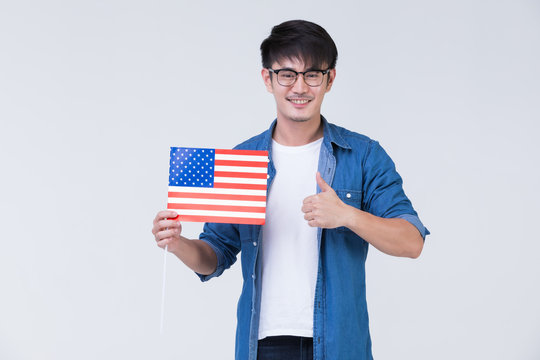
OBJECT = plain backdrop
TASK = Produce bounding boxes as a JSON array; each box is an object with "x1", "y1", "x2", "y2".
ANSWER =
[{"x1": 1, "y1": 1, "x2": 539, "y2": 359}]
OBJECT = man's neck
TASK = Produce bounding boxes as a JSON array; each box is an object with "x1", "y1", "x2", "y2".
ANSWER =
[{"x1": 272, "y1": 115, "x2": 324, "y2": 146}]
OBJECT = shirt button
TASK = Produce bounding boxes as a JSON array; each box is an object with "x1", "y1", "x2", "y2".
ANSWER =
[
  {"x1": 346, "y1": 193, "x2": 351, "y2": 198},
  {"x1": 267, "y1": 174, "x2": 270, "y2": 179},
  {"x1": 252, "y1": 274, "x2": 255, "y2": 279},
  {"x1": 253, "y1": 242, "x2": 257, "y2": 246}
]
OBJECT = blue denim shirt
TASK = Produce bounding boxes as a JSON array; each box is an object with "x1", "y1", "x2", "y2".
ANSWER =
[{"x1": 197, "y1": 117, "x2": 429, "y2": 360}]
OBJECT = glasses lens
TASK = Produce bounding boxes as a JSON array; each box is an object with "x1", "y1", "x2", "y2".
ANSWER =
[
  {"x1": 277, "y1": 70, "x2": 297, "y2": 86},
  {"x1": 304, "y1": 71, "x2": 324, "y2": 86}
]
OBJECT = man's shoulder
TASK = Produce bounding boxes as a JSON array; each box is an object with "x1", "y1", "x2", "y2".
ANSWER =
[
  {"x1": 232, "y1": 127, "x2": 272, "y2": 151},
  {"x1": 326, "y1": 121, "x2": 375, "y2": 150}
]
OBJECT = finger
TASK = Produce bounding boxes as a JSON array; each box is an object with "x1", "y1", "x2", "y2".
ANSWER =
[
  {"x1": 316, "y1": 172, "x2": 332, "y2": 192},
  {"x1": 303, "y1": 195, "x2": 316, "y2": 205},
  {"x1": 158, "y1": 219, "x2": 182, "y2": 230},
  {"x1": 156, "y1": 239, "x2": 171, "y2": 249},
  {"x1": 155, "y1": 228, "x2": 179, "y2": 241},
  {"x1": 155, "y1": 210, "x2": 179, "y2": 223},
  {"x1": 307, "y1": 219, "x2": 319, "y2": 227}
]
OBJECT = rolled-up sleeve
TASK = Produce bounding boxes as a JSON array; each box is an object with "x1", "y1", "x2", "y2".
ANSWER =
[
  {"x1": 197, "y1": 221, "x2": 241, "y2": 281},
  {"x1": 362, "y1": 141, "x2": 430, "y2": 239}
]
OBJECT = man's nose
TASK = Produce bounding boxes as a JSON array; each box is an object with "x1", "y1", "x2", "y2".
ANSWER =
[{"x1": 291, "y1": 74, "x2": 309, "y2": 93}]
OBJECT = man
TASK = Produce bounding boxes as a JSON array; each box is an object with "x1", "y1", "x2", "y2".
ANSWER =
[{"x1": 152, "y1": 20, "x2": 429, "y2": 360}]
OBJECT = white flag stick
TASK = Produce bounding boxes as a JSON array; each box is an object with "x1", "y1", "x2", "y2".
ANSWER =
[{"x1": 160, "y1": 244, "x2": 168, "y2": 333}]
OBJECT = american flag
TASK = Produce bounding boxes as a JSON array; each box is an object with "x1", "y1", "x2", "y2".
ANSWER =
[{"x1": 167, "y1": 147, "x2": 269, "y2": 225}]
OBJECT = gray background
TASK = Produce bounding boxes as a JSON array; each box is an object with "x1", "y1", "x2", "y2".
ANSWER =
[{"x1": 1, "y1": 0, "x2": 539, "y2": 359}]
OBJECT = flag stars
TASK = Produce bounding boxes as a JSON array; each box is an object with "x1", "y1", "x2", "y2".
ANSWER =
[{"x1": 169, "y1": 147, "x2": 216, "y2": 188}]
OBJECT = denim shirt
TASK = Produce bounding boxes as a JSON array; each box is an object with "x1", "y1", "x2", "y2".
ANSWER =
[{"x1": 197, "y1": 117, "x2": 429, "y2": 360}]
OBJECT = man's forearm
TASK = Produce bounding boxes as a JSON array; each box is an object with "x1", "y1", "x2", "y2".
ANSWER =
[
  {"x1": 169, "y1": 237, "x2": 218, "y2": 275},
  {"x1": 343, "y1": 206, "x2": 423, "y2": 258}
]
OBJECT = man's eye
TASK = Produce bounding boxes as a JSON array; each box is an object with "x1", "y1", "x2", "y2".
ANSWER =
[
  {"x1": 305, "y1": 72, "x2": 320, "y2": 78},
  {"x1": 281, "y1": 73, "x2": 295, "y2": 78}
]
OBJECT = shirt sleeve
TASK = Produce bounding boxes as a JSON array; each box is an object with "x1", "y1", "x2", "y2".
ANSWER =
[
  {"x1": 196, "y1": 222, "x2": 241, "y2": 281},
  {"x1": 362, "y1": 141, "x2": 430, "y2": 239}
]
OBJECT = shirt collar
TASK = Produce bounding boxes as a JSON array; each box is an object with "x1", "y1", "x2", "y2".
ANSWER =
[
  {"x1": 320, "y1": 115, "x2": 351, "y2": 150},
  {"x1": 263, "y1": 115, "x2": 351, "y2": 152}
]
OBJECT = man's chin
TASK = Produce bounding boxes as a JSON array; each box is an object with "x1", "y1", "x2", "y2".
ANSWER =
[{"x1": 290, "y1": 117, "x2": 310, "y2": 123}]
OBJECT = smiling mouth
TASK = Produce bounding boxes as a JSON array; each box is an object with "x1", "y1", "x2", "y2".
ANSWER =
[{"x1": 288, "y1": 99, "x2": 310, "y2": 104}]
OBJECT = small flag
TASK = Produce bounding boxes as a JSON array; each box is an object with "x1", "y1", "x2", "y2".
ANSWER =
[{"x1": 167, "y1": 147, "x2": 269, "y2": 225}]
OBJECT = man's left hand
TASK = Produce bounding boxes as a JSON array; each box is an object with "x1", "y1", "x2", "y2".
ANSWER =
[{"x1": 302, "y1": 172, "x2": 350, "y2": 228}]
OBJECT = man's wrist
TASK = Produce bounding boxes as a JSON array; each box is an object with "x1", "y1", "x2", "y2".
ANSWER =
[{"x1": 341, "y1": 203, "x2": 362, "y2": 230}]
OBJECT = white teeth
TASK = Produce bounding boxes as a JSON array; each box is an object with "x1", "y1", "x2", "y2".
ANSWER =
[{"x1": 290, "y1": 99, "x2": 309, "y2": 104}]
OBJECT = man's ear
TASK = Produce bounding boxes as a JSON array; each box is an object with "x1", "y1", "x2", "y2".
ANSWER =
[
  {"x1": 261, "y1": 68, "x2": 274, "y2": 93},
  {"x1": 325, "y1": 68, "x2": 336, "y2": 93}
]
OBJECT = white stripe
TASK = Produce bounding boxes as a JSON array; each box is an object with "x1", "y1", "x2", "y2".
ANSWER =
[
  {"x1": 168, "y1": 198, "x2": 266, "y2": 207},
  {"x1": 214, "y1": 177, "x2": 267, "y2": 185},
  {"x1": 175, "y1": 209, "x2": 266, "y2": 219},
  {"x1": 168, "y1": 186, "x2": 266, "y2": 196},
  {"x1": 214, "y1": 165, "x2": 267, "y2": 173},
  {"x1": 215, "y1": 154, "x2": 268, "y2": 162}
]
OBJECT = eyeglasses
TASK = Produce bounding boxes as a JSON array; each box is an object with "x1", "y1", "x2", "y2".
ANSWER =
[{"x1": 268, "y1": 68, "x2": 331, "y2": 87}]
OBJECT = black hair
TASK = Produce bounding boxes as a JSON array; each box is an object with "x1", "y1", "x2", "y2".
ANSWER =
[{"x1": 260, "y1": 20, "x2": 338, "y2": 70}]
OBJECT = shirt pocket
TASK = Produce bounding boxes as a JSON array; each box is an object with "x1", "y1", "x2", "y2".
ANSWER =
[{"x1": 334, "y1": 189, "x2": 363, "y2": 233}]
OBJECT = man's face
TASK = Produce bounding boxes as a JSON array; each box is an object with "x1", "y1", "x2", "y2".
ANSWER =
[{"x1": 261, "y1": 58, "x2": 336, "y2": 125}]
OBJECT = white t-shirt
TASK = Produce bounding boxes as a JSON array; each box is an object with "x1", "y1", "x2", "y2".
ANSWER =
[{"x1": 258, "y1": 137, "x2": 323, "y2": 340}]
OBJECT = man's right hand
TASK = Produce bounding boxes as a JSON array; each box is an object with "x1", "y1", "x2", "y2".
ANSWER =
[
  {"x1": 151, "y1": 210, "x2": 218, "y2": 275},
  {"x1": 152, "y1": 210, "x2": 182, "y2": 252}
]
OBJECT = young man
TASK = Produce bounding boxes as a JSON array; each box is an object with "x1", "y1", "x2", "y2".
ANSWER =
[{"x1": 152, "y1": 20, "x2": 429, "y2": 360}]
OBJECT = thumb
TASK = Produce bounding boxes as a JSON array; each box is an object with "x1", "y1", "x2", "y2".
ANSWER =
[{"x1": 316, "y1": 171, "x2": 332, "y2": 192}]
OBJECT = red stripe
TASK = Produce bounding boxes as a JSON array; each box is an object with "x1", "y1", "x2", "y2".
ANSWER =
[
  {"x1": 213, "y1": 183, "x2": 267, "y2": 190},
  {"x1": 168, "y1": 203, "x2": 266, "y2": 213},
  {"x1": 168, "y1": 192, "x2": 266, "y2": 202},
  {"x1": 177, "y1": 215, "x2": 265, "y2": 225},
  {"x1": 215, "y1": 149, "x2": 268, "y2": 156},
  {"x1": 214, "y1": 160, "x2": 268, "y2": 167},
  {"x1": 214, "y1": 171, "x2": 267, "y2": 179}
]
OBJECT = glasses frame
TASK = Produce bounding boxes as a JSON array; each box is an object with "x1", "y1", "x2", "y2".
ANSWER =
[{"x1": 268, "y1": 68, "x2": 331, "y2": 87}]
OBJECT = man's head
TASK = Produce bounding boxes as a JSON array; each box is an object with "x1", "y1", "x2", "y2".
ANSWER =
[
  {"x1": 260, "y1": 20, "x2": 338, "y2": 71},
  {"x1": 260, "y1": 20, "x2": 338, "y2": 126}
]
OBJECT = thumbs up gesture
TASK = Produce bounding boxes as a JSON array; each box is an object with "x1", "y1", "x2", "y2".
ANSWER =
[{"x1": 302, "y1": 172, "x2": 350, "y2": 229}]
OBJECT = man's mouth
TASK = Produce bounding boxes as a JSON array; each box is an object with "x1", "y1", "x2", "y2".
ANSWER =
[{"x1": 288, "y1": 99, "x2": 311, "y2": 105}]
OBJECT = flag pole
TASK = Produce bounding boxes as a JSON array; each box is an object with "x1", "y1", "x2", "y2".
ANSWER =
[{"x1": 160, "y1": 243, "x2": 168, "y2": 333}]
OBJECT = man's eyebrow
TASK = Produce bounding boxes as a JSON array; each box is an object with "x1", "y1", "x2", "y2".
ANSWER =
[
  {"x1": 275, "y1": 67, "x2": 296, "y2": 71},
  {"x1": 275, "y1": 67, "x2": 321, "y2": 72}
]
